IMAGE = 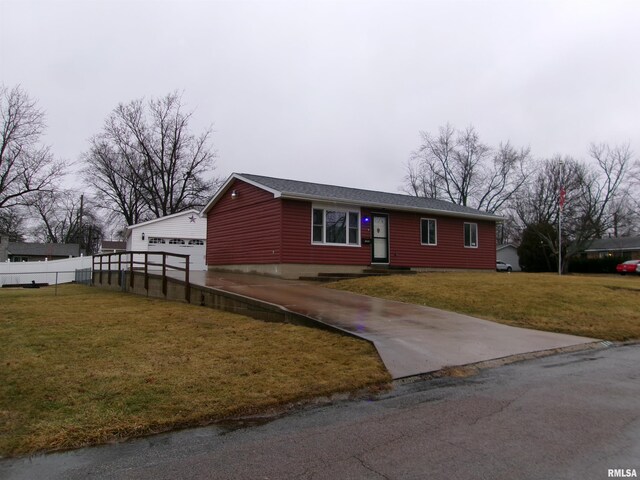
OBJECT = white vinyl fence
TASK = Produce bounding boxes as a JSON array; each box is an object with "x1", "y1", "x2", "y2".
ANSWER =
[{"x1": 0, "y1": 256, "x2": 93, "y2": 287}]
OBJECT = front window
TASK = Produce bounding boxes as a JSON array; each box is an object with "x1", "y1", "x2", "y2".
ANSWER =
[
  {"x1": 464, "y1": 223, "x2": 478, "y2": 248},
  {"x1": 326, "y1": 211, "x2": 346, "y2": 243},
  {"x1": 312, "y1": 207, "x2": 360, "y2": 245},
  {"x1": 421, "y1": 218, "x2": 437, "y2": 245},
  {"x1": 312, "y1": 209, "x2": 324, "y2": 242}
]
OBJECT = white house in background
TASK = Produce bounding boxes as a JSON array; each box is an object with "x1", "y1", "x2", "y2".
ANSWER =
[
  {"x1": 496, "y1": 244, "x2": 521, "y2": 272},
  {"x1": 125, "y1": 209, "x2": 207, "y2": 270}
]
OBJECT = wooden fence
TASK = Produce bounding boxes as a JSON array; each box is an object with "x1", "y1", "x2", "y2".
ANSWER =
[{"x1": 92, "y1": 251, "x2": 191, "y2": 302}]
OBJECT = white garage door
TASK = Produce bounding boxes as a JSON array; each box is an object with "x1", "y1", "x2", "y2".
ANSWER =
[{"x1": 147, "y1": 238, "x2": 206, "y2": 270}]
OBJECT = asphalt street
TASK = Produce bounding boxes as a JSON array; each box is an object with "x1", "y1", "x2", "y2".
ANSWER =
[{"x1": 2, "y1": 343, "x2": 639, "y2": 480}]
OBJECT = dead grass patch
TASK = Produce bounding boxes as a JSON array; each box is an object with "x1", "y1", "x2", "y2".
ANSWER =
[
  {"x1": 328, "y1": 273, "x2": 640, "y2": 341},
  {"x1": 0, "y1": 285, "x2": 390, "y2": 457}
]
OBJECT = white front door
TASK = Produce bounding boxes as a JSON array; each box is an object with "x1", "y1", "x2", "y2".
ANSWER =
[{"x1": 371, "y1": 214, "x2": 389, "y2": 263}]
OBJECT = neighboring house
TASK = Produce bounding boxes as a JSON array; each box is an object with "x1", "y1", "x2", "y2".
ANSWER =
[
  {"x1": 583, "y1": 236, "x2": 640, "y2": 260},
  {"x1": 496, "y1": 244, "x2": 521, "y2": 271},
  {"x1": 125, "y1": 209, "x2": 207, "y2": 270},
  {"x1": 5, "y1": 242, "x2": 81, "y2": 262},
  {"x1": 99, "y1": 240, "x2": 127, "y2": 254},
  {"x1": 202, "y1": 173, "x2": 503, "y2": 279}
]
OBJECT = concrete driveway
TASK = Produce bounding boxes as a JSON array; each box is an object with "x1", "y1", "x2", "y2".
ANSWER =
[{"x1": 191, "y1": 272, "x2": 597, "y2": 379}]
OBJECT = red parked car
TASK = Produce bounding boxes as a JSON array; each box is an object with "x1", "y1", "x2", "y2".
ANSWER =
[{"x1": 616, "y1": 259, "x2": 640, "y2": 275}]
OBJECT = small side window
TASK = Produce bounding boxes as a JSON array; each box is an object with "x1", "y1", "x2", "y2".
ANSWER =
[
  {"x1": 421, "y1": 219, "x2": 437, "y2": 245},
  {"x1": 464, "y1": 223, "x2": 478, "y2": 248}
]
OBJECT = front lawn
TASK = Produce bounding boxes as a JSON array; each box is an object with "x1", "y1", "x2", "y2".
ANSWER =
[
  {"x1": 0, "y1": 285, "x2": 390, "y2": 457},
  {"x1": 328, "y1": 273, "x2": 640, "y2": 341}
]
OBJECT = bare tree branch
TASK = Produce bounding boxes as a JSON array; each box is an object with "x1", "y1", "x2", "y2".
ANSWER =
[
  {"x1": 405, "y1": 123, "x2": 531, "y2": 214},
  {"x1": 0, "y1": 84, "x2": 66, "y2": 212},
  {"x1": 83, "y1": 91, "x2": 219, "y2": 227}
]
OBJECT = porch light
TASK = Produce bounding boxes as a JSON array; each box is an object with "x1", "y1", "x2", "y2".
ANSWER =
[
  {"x1": 231, "y1": 190, "x2": 238, "y2": 199},
  {"x1": 142, "y1": 232, "x2": 145, "y2": 240}
]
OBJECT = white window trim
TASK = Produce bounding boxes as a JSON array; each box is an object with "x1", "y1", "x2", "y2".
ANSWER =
[
  {"x1": 420, "y1": 218, "x2": 438, "y2": 246},
  {"x1": 311, "y1": 204, "x2": 361, "y2": 247},
  {"x1": 464, "y1": 222, "x2": 478, "y2": 248}
]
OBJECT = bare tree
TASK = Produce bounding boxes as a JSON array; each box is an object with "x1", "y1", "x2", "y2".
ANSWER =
[
  {"x1": 30, "y1": 190, "x2": 104, "y2": 254},
  {"x1": 514, "y1": 156, "x2": 585, "y2": 268},
  {"x1": 514, "y1": 143, "x2": 634, "y2": 271},
  {"x1": 405, "y1": 124, "x2": 530, "y2": 214},
  {"x1": 83, "y1": 137, "x2": 146, "y2": 226},
  {"x1": 83, "y1": 92, "x2": 218, "y2": 226},
  {"x1": 0, "y1": 206, "x2": 27, "y2": 241},
  {"x1": 588, "y1": 143, "x2": 639, "y2": 238},
  {"x1": 0, "y1": 84, "x2": 65, "y2": 211}
]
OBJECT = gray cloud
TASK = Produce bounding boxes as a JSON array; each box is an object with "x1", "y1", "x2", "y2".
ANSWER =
[{"x1": 2, "y1": 0, "x2": 638, "y2": 193}]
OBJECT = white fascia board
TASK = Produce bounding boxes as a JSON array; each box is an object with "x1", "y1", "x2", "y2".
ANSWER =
[
  {"x1": 201, "y1": 174, "x2": 236, "y2": 214},
  {"x1": 128, "y1": 209, "x2": 202, "y2": 230},
  {"x1": 279, "y1": 193, "x2": 504, "y2": 222},
  {"x1": 234, "y1": 174, "x2": 282, "y2": 197},
  {"x1": 201, "y1": 173, "x2": 283, "y2": 213}
]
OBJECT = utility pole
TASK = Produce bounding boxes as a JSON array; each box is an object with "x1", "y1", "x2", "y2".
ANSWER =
[{"x1": 78, "y1": 194, "x2": 84, "y2": 253}]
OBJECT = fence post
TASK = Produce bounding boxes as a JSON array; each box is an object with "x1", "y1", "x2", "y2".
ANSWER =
[
  {"x1": 162, "y1": 254, "x2": 167, "y2": 297},
  {"x1": 144, "y1": 252, "x2": 149, "y2": 292},
  {"x1": 129, "y1": 252, "x2": 134, "y2": 290},
  {"x1": 117, "y1": 254, "x2": 122, "y2": 287},
  {"x1": 185, "y1": 256, "x2": 190, "y2": 303}
]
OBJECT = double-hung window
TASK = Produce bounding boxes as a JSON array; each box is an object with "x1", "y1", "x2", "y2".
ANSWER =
[
  {"x1": 312, "y1": 207, "x2": 360, "y2": 245},
  {"x1": 464, "y1": 223, "x2": 478, "y2": 248},
  {"x1": 421, "y1": 218, "x2": 437, "y2": 245}
]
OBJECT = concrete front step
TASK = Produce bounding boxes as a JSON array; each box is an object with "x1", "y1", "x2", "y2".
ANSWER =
[
  {"x1": 363, "y1": 268, "x2": 417, "y2": 275},
  {"x1": 299, "y1": 273, "x2": 386, "y2": 282},
  {"x1": 300, "y1": 268, "x2": 417, "y2": 282}
]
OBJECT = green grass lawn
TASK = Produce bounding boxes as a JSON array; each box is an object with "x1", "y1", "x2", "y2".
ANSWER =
[
  {"x1": 0, "y1": 285, "x2": 390, "y2": 457},
  {"x1": 328, "y1": 272, "x2": 640, "y2": 341}
]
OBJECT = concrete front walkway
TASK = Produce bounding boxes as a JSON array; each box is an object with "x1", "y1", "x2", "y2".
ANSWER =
[{"x1": 190, "y1": 272, "x2": 598, "y2": 379}]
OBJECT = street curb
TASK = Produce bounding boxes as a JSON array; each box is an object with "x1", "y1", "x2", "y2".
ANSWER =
[{"x1": 392, "y1": 340, "x2": 635, "y2": 385}]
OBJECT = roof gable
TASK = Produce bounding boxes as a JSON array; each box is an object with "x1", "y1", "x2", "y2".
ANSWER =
[
  {"x1": 126, "y1": 209, "x2": 203, "y2": 233},
  {"x1": 203, "y1": 173, "x2": 503, "y2": 221}
]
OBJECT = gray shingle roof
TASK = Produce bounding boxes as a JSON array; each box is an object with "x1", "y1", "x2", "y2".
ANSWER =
[
  {"x1": 239, "y1": 173, "x2": 503, "y2": 221},
  {"x1": 101, "y1": 241, "x2": 126, "y2": 251},
  {"x1": 584, "y1": 236, "x2": 640, "y2": 252}
]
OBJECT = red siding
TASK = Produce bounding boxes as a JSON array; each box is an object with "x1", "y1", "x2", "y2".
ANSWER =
[
  {"x1": 206, "y1": 180, "x2": 496, "y2": 270},
  {"x1": 387, "y1": 211, "x2": 496, "y2": 269},
  {"x1": 280, "y1": 200, "x2": 371, "y2": 265},
  {"x1": 206, "y1": 180, "x2": 282, "y2": 265}
]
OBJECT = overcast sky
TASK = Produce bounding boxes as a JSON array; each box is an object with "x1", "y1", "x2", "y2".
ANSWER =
[{"x1": 1, "y1": 0, "x2": 639, "y2": 194}]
